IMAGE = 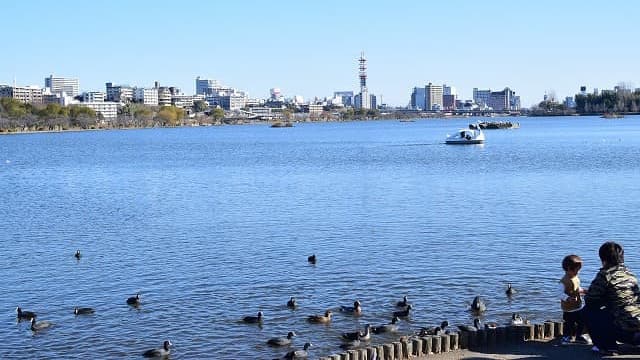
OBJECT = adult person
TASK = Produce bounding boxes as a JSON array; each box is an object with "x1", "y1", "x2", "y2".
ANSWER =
[{"x1": 584, "y1": 241, "x2": 640, "y2": 355}]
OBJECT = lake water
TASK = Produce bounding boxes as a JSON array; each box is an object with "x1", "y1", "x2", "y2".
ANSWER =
[{"x1": 1, "y1": 116, "x2": 640, "y2": 359}]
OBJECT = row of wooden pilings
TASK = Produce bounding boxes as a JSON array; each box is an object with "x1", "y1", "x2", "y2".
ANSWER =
[{"x1": 319, "y1": 321, "x2": 565, "y2": 360}]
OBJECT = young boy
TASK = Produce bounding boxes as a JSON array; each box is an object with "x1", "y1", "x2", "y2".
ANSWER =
[{"x1": 560, "y1": 254, "x2": 591, "y2": 345}]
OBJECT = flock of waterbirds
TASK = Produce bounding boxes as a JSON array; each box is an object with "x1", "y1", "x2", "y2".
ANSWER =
[
  {"x1": 236, "y1": 255, "x2": 526, "y2": 359},
  {"x1": 15, "y1": 250, "x2": 171, "y2": 358},
  {"x1": 15, "y1": 251, "x2": 523, "y2": 359}
]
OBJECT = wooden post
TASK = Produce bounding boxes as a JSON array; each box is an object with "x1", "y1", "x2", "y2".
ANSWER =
[
  {"x1": 393, "y1": 341, "x2": 402, "y2": 359},
  {"x1": 544, "y1": 321, "x2": 555, "y2": 338},
  {"x1": 432, "y1": 335, "x2": 442, "y2": 354},
  {"x1": 524, "y1": 324, "x2": 535, "y2": 341},
  {"x1": 459, "y1": 331, "x2": 469, "y2": 349},
  {"x1": 496, "y1": 326, "x2": 506, "y2": 345},
  {"x1": 376, "y1": 345, "x2": 385, "y2": 360},
  {"x1": 383, "y1": 344, "x2": 394, "y2": 360},
  {"x1": 468, "y1": 331, "x2": 478, "y2": 349},
  {"x1": 367, "y1": 347, "x2": 377, "y2": 360},
  {"x1": 450, "y1": 332, "x2": 459, "y2": 350},
  {"x1": 441, "y1": 334, "x2": 451, "y2": 352},
  {"x1": 412, "y1": 338, "x2": 422, "y2": 356},
  {"x1": 554, "y1": 321, "x2": 564, "y2": 337},
  {"x1": 340, "y1": 353, "x2": 349, "y2": 360},
  {"x1": 402, "y1": 338, "x2": 412, "y2": 357},
  {"x1": 487, "y1": 328, "x2": 497, "y2": 349},
  {"x1": 534, "y1": 324, "x2": 545, "y2": 339},
  {"x1": 422, "y1": 336, "x2": 432, "y2": 354}
]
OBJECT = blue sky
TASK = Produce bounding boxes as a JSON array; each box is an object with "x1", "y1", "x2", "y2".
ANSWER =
[{"x1": 2, "y1": 0, "x2": 639, "y2": 107}]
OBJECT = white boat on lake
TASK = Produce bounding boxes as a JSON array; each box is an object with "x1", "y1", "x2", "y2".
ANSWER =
[{"x1": 445, "y1": 128, "x2": 485, "y2": 145}]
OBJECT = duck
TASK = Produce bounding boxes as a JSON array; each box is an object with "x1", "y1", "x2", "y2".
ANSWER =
[
  {"x1": 267, "y1": 331, "x2": 296, "y2": 346},
  {"x1": 417, "y1": 320, "x2": 449, "y2": 336},
  {"x1": 16, "y1": 306, "x2": 36, "y2": 321},
  {"x1": 471, "y1": 296, "x2": 486, "y2": 313},
  {"x1": 142, "y1": 340, "x2": 172, "y2": 358},
  {"x1": 372, "y1": 316, "x2": 399, "y2": 334},
  {"x1": 340, "y1": 338, "x2": 361, "y2": 350},
  {"x1": 393, "y1": 304, "x2": 412, "y2": 318},
  {"x1": 243, "y1": 311, "x2": 263, "y2": 324},
  {"x1": 458, "y1": 318, "x2": 481, "y2": 332},
  {"x1": 307, "y1": 310, "x2": 332, "y2": 324},
  {"x1": 126, "y1": 293, "x2": 141, "y2": 306},
  {"x1": 30, "y1": 318, "x2": 53, "y2": 332},
  {"x1": 74, "y1": 307, "x2": 95, "y2": 315},
  {"x1": 342, "y1": 324, "x2": 371, "y2": 341},
  {"x1": 340, "y1": 300, "x2": 362, "y2": 315},
  {"x1": 396, "y1": 295, "x2": 409, "y2": 307},
  {"x1": 484, "y1": 321, "x2": 499, "y2": 330},
  {"x1": 281, "y1": 342, "x2": 312, "y2": 359},
  {"x1": 505, "y1": 283, "x2": 516, "y2": 297},
  {"x1": 74, "y1": 250, "x2": 81, "y2": 260},
  {"x1": 307, "y1": 254, "x2": 316, "y2": 264},
  {"x1": 287, "y1": 297, "x2": 298, "y2": 309},
  {"x1": 510, "y1": 313, "x2": 524, "y2": 326}
]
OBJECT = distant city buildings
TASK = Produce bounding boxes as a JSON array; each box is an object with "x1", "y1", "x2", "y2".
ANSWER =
[
  {"x1": 357, "y1": 52, "x2": 370, "y2": 110},
  {"x1": 425, "y1": 83, "x2": 443, "y2": 111},
  {"x1": 45, "y1": 75, "x2": 79, "y2": 97},
  {"x1": 105, "y1": 82, "x2": 134, "y2": 103},
  {"x1": 133, "y1": 87, "x2": 159, "y2": 106},
  {"x1": 0, "y1": 85, "x2": 43, "y2": 104}
]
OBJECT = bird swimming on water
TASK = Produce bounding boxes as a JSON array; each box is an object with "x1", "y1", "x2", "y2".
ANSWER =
[
  {"x1": 393, "y1": 304, "x2": 412, "y2": 318},
  {"x1": 471, "y1": 296, "x2": 486, "y2": 313},
  {"x1": 340, "y1": 300, "x2": 362, "y2": 315},
  {"x1": 74, "y1": 307, "x2": 95, "y2": 315},
  {"x1": 74, "y1": 250, "x2": 81, "y2": 260},
  {"x1": 342, "y1": 324, "x2": 371, "y2": 341},
  {"x1": 243, "y1": 311, "x2": 263, "y2": 324},
  {"x1": 506, "y1": 283, "x2": 516, "y2": 297},
  {"x1": 30, "y1": 318, "x2": 53, "y2": 332},
  {"x1": 417, "y1": 320, "x2": 449, "y2": 336},
  {"x1": 307, "y1": 254, "x2": 316, "y2": 264},
  {"x1": 372, "y1": 316, "x2": 399, "y2": 334},
  {"x1": 267, "y1": 331, "x2": 296, "y2": 346},
  {"x1": 510, "y1": 313, "x2": 524, "y2": 325},
  {"x1": 142, "y1": 340, "x2": 172, "y2": 358},
  {"x1": 287, "y1": 297, "x2": 298, "y2": 309},
  {"x1": 458, "y1": 318, "x2": 481, "y2": 332},
  {"x1": 127, "y1": 293, "x2": 141, "y2": 306},
  {"x1": 307, "y1": 310, "x2": 332, "y2": 324},
  {"x1": 280, "y1": 342, "x2": 312, "y2": 359},
  {"x1": 16, "y1": 306, "x2": 36, "y2": 321},
  {"x1": 396, "y1": 295, "x2": 410, "y2": 307}
]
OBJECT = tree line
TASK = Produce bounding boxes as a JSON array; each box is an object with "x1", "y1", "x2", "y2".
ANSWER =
[
  {"x1": 0, "y1": 98, "x2": 226, "y2": 133},
  {"x1": 575, "y1": 89, "x2": 640, "y2": 114}
]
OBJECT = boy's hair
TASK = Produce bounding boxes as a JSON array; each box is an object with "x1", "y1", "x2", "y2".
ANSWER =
[
  {"x1": 562, "y1": 254, "x2": 583, "y2": 271},
  {"x1": 599, "y1": 241, "x2": 624, "y2": 267}
]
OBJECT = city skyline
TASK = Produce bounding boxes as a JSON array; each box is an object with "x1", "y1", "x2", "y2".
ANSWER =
[{"x1": 2, "y1": 1, "x2": 639, "y2": 107}]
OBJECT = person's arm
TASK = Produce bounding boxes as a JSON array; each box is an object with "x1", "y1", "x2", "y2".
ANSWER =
[{"x1": 585, "y1": 270, "x2": 607, "y2": 308}]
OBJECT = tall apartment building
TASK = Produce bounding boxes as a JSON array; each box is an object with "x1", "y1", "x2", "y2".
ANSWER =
[
  {"x1": 473, "y1": 88, "x2": 491, "y2": 107},
  {"x1": 82, "y1": 91, "x2": 105, "y2": 103},
  {"x1": 133, "y1": 88, "x2": 159, "y2": 106},
  {"x1": 410, "y1": 87, "x2": 426, "y2": 110},
  {"x1": 0, "y1": 85, "x2": 43, "y2": 104},
  {"x1": 488, "y1": 87, "x2": 518, "y2": 111},
  {"x1": 334, "y1": 91, "x2": 354, "y2": 107},
  {"x1": 44, "y1": 75, "x2": 79, "y2": 97},
  {"x1": 425, "y1": 83, "x2": 443, "y2": 111},
  {"x1": 196, "y1": 77, "x2": 221, "y2": 95},
  {"x1": 106, "y1": 82, "x2": 134, "y2": 103},
  {"x1": 80, "y1": 102, "x2": 119, "y2": 120}
]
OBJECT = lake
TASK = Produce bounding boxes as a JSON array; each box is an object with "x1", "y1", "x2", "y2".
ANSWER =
[{"x1": 1, "y1": 116, "x2": 639, "y2": 359}]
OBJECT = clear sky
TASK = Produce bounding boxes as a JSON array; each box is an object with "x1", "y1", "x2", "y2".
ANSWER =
[{"x1": 2, "y1": 0, "x2": 639, "y2": 107}]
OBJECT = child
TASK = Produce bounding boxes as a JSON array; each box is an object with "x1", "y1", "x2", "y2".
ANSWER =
[{"x1": 560, "y1": 254, "x2": 590, "y2": 345}]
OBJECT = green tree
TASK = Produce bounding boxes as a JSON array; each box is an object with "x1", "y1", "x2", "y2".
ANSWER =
[
  {"x1": 193, "y1": 100, "x2": 208, "y2": 114},
  {"x1": 156, "y1": 106, "x2": 184, "y2": 126},
  {"x1": 211, "y1": 107, "x2": 225, "y2": 122}
]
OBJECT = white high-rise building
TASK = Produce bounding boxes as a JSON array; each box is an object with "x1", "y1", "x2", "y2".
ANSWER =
[
  {"x1": 425, "y1": 83, "x2": 443, "y2": 111},
  {"x1": 45, "y1": 75, "x2": 79, "y2": 97},
  {"x1": 133, "y1": 88, "x2": 159, "y2": 106}
]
